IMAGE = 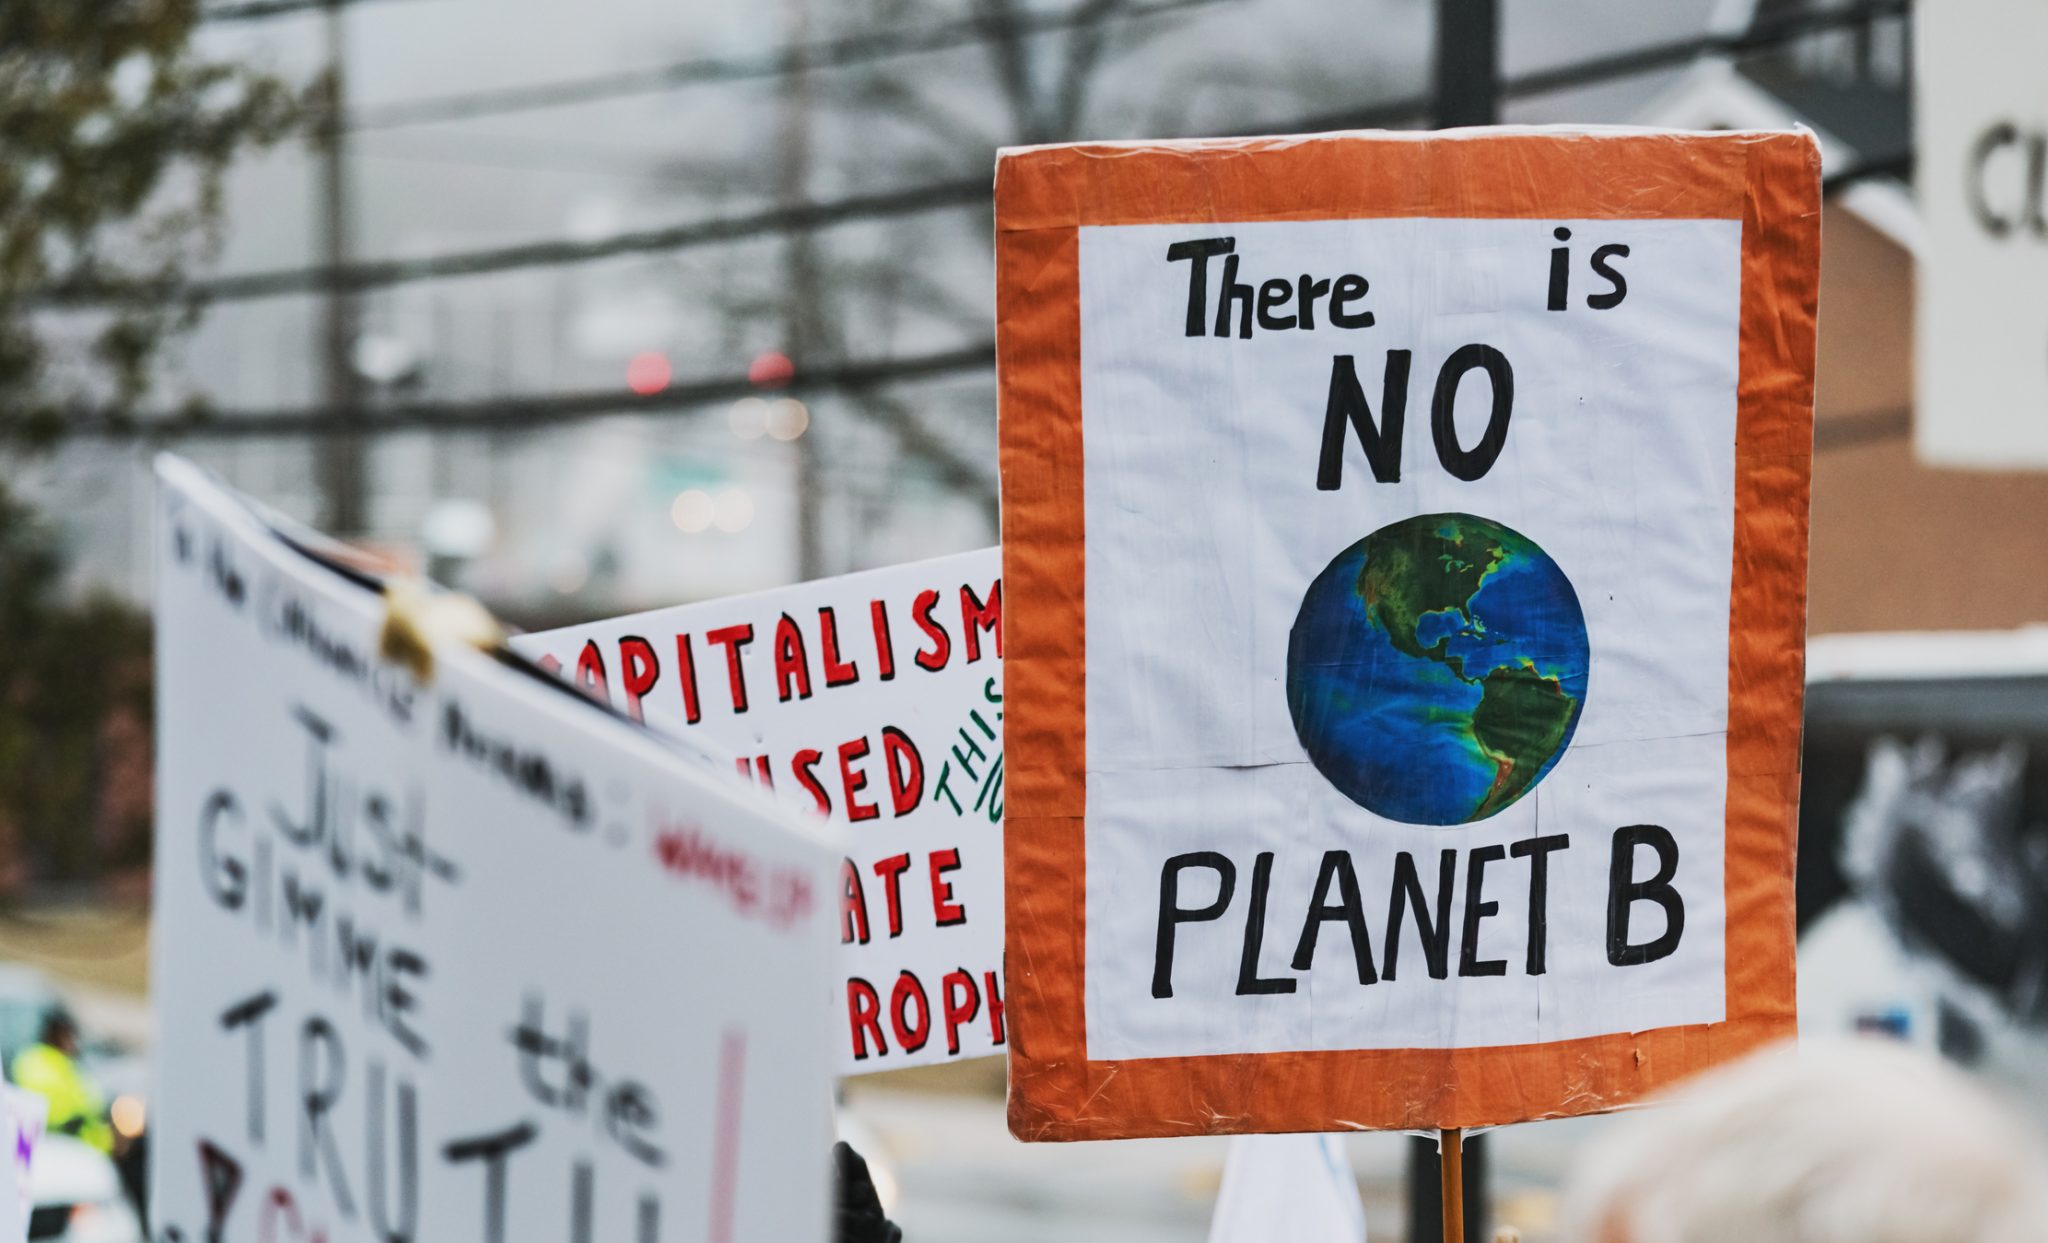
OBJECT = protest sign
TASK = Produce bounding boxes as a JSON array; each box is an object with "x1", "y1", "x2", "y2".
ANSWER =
[
  {"x1": 513, "y1": 549, "x2": 1006, "y2": 1074},
  {"x1": 995, "y1": 129, "x2": 1820, "y2": 1139},
  {"x1": 1916, "y1": 0, "x2": 2048, "y2": 467},
  {"x1": 0, "y1": 1090, "x2": 44, "y2": 1243},
  {"x1": 151, "y1": 455, "x2": 837, "y2": 1242}
]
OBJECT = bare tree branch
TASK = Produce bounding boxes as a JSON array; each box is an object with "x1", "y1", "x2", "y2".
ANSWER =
[
  {"x1": 842, "y1": 381, "x2": 998, "y2": 515},
  {"x1": 1050, "y1": 0, "x2": 1131, "y2": 137},
  {"x1": 971, "y1": 0, "x2": 1046, "y2": 142},
  {"x1": 817, "y1": 71, "x2": 1004, "y2": 165}
]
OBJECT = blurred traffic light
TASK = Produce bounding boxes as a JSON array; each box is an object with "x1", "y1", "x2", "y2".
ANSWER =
[
  {"x1": 627, "y1": 351, "x2": 672, "y2": 395},
  {"x1": 748, "y1": 350, "x2": 794, "y2": 389}
]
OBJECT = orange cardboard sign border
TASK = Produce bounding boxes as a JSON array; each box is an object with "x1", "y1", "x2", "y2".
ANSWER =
[{"x1": 995, "y1": 129, "x2": 1819, "y2": 1141}]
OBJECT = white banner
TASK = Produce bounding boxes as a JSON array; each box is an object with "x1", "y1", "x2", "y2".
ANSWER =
[
  {"x1": 1917, "y1": 0, "x2": 2048, "y2": 466},
  {"x1": 513, "y1": 549, "x2": 1005, "y2": 1074},
  {"x1": 151, "y1": 456, "x2": 837, "y2": 1243}
]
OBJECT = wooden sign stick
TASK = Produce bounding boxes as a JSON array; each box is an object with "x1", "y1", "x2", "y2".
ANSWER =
[{"x1": 1440, "y1": 1127, "x2": 1464, "y2": 1243}]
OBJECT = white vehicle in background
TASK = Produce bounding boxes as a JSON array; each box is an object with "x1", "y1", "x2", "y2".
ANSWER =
[
  {"x1": 0, "y1": 966, "x2": 147, "y2": 1242},
  {"x1": 24, "y1": 1136, "x2": 141, "y2": 1243}
]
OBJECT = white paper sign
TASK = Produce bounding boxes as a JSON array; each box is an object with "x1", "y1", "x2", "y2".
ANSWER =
[
  {"x1": 1078, "y1": 217, "x2": 1739, "y2": 1057},
  {"x1": 996, "y1": 129, "x2": 1815, "y2": 1139},
  {"x1": 1917, "y1": 0, "x2": 2048, "y2": 466},
  {"x1": 513, "y1": 549, "x2": 1005, "y2": 1074},
  {"x1": 150, "y1": 456, "x2": 837, "y2": 1243},
  {"x1": 1207, "y1": 1134, "x2": 1364, "y2": 1243}
]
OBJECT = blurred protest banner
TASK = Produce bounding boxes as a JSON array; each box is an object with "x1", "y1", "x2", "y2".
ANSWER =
[
  {"x1": 151, "y1": 456, "x2": 837, "y2": 1242},
  {"x1": 995, "y1": 129, "x2": 1820, "y2": 1140},
  {"x1": 1917, "y1": 0, "x2": 2048, "y2": 467},
  {"x1": 514, "y1": 549, "x2": 1006, "y2": 1074}
]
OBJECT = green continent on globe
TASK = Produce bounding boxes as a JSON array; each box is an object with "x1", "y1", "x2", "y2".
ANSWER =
[
  {"x1": 1353, "y1": 515, "x2": 1581, "y2": 820},
  {"x1": 1356, "y1": 521, "x2": 1505, "y2": 675},
  {"x1": 1470, "y1": 661, "x2": 1578, "y2": 819}
]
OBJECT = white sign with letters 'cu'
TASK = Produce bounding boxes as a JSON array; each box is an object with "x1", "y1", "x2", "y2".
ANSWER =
[
  {"x1": 514, "y1": 548, "x2": 1005, "y2": 1074},
  {"x1": 151, "y1": 455, "x2": 837, "y2": 1243},
  {"x1": 1917, "y1": 0, "x2": 2048, "y2": 467}
]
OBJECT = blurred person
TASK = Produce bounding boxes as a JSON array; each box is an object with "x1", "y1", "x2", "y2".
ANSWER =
[
  {"x1": 835, "y1": 1141, "x2": 903, "y2": 1243},
  {"x1": 10, "y1": 1010, "x2": 110, "y2": 1155},
  {"x1": 1562, "y1": 1038, "x2": 2048, "y2": 1243}
]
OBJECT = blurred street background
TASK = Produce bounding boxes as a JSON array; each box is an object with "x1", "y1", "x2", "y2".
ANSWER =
[{"x1": 7, "y1": 0, "x2": 2048, "y2": 1239}]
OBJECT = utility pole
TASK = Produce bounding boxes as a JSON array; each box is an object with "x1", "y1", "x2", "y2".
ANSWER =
[
  {"x1": 1433, "y1": 0, "x2": 1500, "y2": 127},
  {"x1": 780, "y1": 0, "x2": 824, "y2": 580},
  {"x1": 316, "y1": 0, "x2": 366, "y2": 535}
]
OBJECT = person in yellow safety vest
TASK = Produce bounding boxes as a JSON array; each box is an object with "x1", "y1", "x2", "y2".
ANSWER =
[{"x1": 12, "y1": 1010, "x2": 111, "y2": 1154}]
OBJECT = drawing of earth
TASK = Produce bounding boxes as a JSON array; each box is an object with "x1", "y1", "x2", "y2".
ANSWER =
[{"x1": 1285, "y1": 513, "x2": 1590, "y2": 826}]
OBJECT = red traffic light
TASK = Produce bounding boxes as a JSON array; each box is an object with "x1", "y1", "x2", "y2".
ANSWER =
[
  {"x1": 748, "y1": 350, "x2": 794, "y2": 389},
  {"x1": 627, "y1": 351, "x2": 672, "y2": 396}
]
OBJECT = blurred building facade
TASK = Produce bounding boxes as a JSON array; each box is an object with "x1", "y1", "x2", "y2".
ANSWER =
[{"x1": 1637, "y1": 0, "x2": 2048, "y2": 632}]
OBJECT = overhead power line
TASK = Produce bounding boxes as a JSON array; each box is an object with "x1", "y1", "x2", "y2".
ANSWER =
[
  {"x1": 38, "y1": 176, "x2": 990, "y2": 308},
  {"x1": 201, "y1": 0, "x2": 408, "y2": 22},
  {"x1": 43, "y1": 0, "x2": 1908, "y2": 311},
  {"x1": 56, "y1": 340, "x2": 996, "y2": 441},
  {"x1": 1254, "y1": 0, "x2": 1909, "y2": 132},
  {"x1": 352, "y1": 0, "x2": 1228, "y2": 131},
  {"x1": 1515, "y1": 0, "x2": 1905, "y2": 101},
  {"x1": 352, "y1": 0, "x2": 1900, "y2": 134},
  {"x1": 64, "y1": 142, "x2": 1907, "y2": 445},
  {"x1": 49, "y1": 138, "x2": 1906, "y2": 314}
]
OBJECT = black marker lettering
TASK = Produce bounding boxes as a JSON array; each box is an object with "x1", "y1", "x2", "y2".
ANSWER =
[
  {"x1": 1430, "y1": 343, "x2": 1513, "y2": 482},
  {"x1": 221, "y1": 990, "x2": 278, "y2": 1145},
  {"x1": 1383, "y1": 849, "x2": 1455, "y2": 981},
  {"x1": 1587, "y1": 243, "x2": 1630, "y2": 310},
  {"x1": 1511, "y1": 834, "x2": 1571, "y2": 975},
  {"x1": 442, "y1": 1122, "x2": 538, "y2": 1243},
  {"x1": 1317, "y1": 351, "x2": 1412, "y2": 489},
  {"x1": 1607, "y1": 824, "x2": 1685, "y2": 966},
  {"x1": 1457, "y1": 845, "x2": 1508, "y2": 977},
  {"x1": 1165, "y1": 237, "x2": 1235, "y2": 337},
  {"x1": 1290, "y1": 851, "x2": 1377, "y2": 985},
  {"x1": 366, "y1": 1061, "x2": 419, "y2": 1243},
  {"x1": 1547, "y1": 226, "x2": 1572, "y2": 310},
  {"x1": 299, "y1": 1018, "x2": 357, "y2": 1218},
  {"x1": 1153, "y1": 852, "x2": 1236, "y2": 999},
  {"x1": 1235, "y1": 851, "x2": 1297, "y2": 995}
]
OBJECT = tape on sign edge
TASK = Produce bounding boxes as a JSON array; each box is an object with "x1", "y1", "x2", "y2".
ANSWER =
[{"x1": 379, "y1": 577, "x2": 504, "y2": 684}]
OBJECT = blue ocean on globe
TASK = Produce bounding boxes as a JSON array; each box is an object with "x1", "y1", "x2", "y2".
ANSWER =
[{"x1": 1285, "y1": 513, "x2": 1590, "y2": 827}]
